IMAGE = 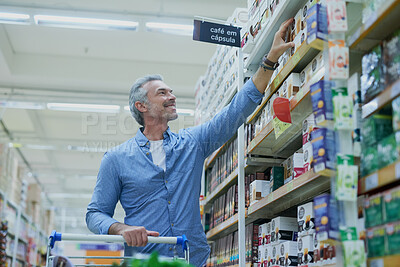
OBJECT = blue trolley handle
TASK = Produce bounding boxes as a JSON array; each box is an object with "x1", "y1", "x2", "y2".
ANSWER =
[{"x1": 47, "y1": 231, "x2": 189, "y2": 263}]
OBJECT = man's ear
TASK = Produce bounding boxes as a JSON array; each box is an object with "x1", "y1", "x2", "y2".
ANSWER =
[{"x1": 135, "y1": 101, "x2": 147, "y2": 113}]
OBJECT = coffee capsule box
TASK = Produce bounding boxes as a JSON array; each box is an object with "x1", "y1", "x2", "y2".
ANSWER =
[
  {"x1": 278, "y1": 241, "x2": 298, "y2": 266},
  {"x1": 312, "y1": 232, "x2": 323, "y2": 265},
  {"x1": 377, "y1": 133, "x2": 398, "y2": 169},
  {"x1": 270, "y1": 216, "x2": 298, "y2": 245},
  {"x1": 366, "y1": 226, "x2": 386, "y2": 258},
  {"x1": 263, "y1": 244, "x2": 272, "y2": 267},
  {"x1": 298, "y1": 202, "x2": 315, "y2": 236},
  {"x1": 297, "y1": 235, "x2": 314, "y2": 266},
  {"x1": 310, "y1": 128, "x2": 336, "y2": 176},
  {"x1": 303, "y1": 142, "x2": 313, "y2": 172},
  {"x1": 385, "y1": 221, "x2": 400, "y2": 255},
  {"x1": 302, "y1": 113, "x2": 318, "y2": 146}
]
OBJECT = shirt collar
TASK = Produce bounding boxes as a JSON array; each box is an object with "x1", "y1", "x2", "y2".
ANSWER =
[{"x1": 135, "y1": 127, "x2": 172, "y2": 147}]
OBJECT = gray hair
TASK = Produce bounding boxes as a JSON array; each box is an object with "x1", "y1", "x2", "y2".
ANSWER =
[{"x1": 129, "y1": 74, "x2": 164, "y2": 126}]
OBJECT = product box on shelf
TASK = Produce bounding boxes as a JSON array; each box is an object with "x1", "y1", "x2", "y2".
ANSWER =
[
  {"x1": 312, "y1": 232, "x2": 322, "y2": 264},
  {"x1": 271, "y1": 244, "x2": 279, "y2": 266},
  {"x1": 279, "y1": 73, "x2": 301, "y2": 100},
  {"x1": 250, "y1": 178, "x2": 270, "y2": 204},
  {"x1": 326, "y1": 0, "x2": 348, "y2": 33},
  {"x1": 361, "y1": 44, "x2": 383, "y2": 103},
  {"x1": 270, "y1": 216, "x2": 298, "y2": 244},
  {"x1": 313, "y1": 194, "x2": 339, "y2": 243},
  {"x1": 377, "y1": 133, "x2": 398, "y2": 169},
  {"x1": 383, "y1": 29, "x2": 400, "y2": 86},
  {"x1": 336, "y1": 154, "x2": 358, "y2": 201},
  {"x1": 385, "y1": 221, "x2": 400, "y2": 255},
  {"x1": 342, "y1": 240, "x2": 366, "y2": 267},
  {"x1": 361, "y1": 145, "x2": 378, "y2": 177},
  {"x1": 258, "y1": 243, "x2": 264, "y2": 266},
  {"x1": 278, "y1": 241, "x2": 298, "y2": 266},
  {"x1": 297, "y1": 235, "x2": 314, "y2": 266},
  {"x1": 383, "y1": 185, "x2": 400, "y2": 223},
  {"x1": 332, "y1": 86, "x2": 353, "y2": 130},
  {"x1": 263, "y1": 244, "x2": 271, "y2": 266},
  {"x1": 362, "y1": 114, "x2": 393, "y2": 146},
  {"x1": 307, "y1": 3, "x2": 328, "y2": 50},
  {"x1": 364, "y1": 193, "x2": 383, "y2": 228},
  {"x1": 303, "y1": 142, "x2": 313, "y2": 172},
  {"x1": 310, "y1": 128, "x2": 336, "y2": 175},
  {"x1": 366, "y1": 225, "x2": 386, "y2": 258},
  {"x1": 310, "y1": 80, "x2": 333, "y2": 127},
  {"x1": 300, "y1": 63, "x2": 313, "y2": 89},
  {"x1": 283, "y1": 152, "x2": 305, "y2": 183},
  {"x1": 328, "y1": 40, "x2": 349, "y2": 79},
  {"x1": 270, "y1": 166, "x2": 284, "y2": 193},
  {"x1": 259, "y1": 222, "x2": 271, "y2": 245},
  {"x1": 298, "y1": 202, "x2": 315, "y2": 236},
  {"x1": 302, "y1": 113, "x2": 318, "y2": 146}
]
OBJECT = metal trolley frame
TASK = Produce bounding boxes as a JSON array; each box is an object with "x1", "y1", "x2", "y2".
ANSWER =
[{"x1": 46, "y1": 231, "x2": 189, "y2": 267}]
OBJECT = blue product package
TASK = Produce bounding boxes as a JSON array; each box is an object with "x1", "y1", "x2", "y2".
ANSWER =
[
  {"x1": 310, "y1": 128, "x2": 336, "y2": 176},
  {"x1": 313, "y1": 194, "x2": 339, "y2": 244},
  {"x1": 307, "y1": 3, "x2": 328, "y2": 50},
  {"x1": 310, "y1": 80, "x2": 333, "y2": 127}
]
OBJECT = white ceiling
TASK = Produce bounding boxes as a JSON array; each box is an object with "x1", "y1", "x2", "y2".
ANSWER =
[{"x1": 0, "y1": 0, "x2": 246, "y2": 234}]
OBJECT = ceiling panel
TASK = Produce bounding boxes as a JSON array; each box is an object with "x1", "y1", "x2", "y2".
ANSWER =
[{"x1": 2, "y1": 108, "x2": 35, "y2": 132}]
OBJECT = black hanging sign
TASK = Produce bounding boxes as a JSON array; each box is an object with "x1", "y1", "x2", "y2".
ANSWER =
[{"x1": 193, "y1": 19, "x2": 241, "y2": 47}]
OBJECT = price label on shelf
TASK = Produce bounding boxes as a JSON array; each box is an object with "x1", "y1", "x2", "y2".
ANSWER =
[
  {"x1": 390, "y1": 81, "x2": 400, "y2": 99},
  {"x1": 369, "y1": 259, "x2": 384, "y2": 267},
  {"x1": 395, "y1": 162, "x2": 400, "y2": 179},
  {"x1": 365, "y1": 173, "x2": 378, "y2": 192},
  {"x1": 293, "y1": 53, "x2": 300, "y2": 64},
  {"x1": 273, "y1": 116, "x2": 291, "y2": 139},
  {"x1": 273, "y1": 77, "x2": 280, "y2": 88}
]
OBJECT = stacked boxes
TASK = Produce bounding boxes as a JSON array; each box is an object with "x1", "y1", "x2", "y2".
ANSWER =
[
  {"x1": 298, "y1": 202, "x2": 315, "y2": 236},
  {"x1": 271, "y1": 216, "x2": 298, "y2": 244},
  {"x1": 313, "y1": 194, "x2": 339, "y2": 243},
  {"x1": 307, "y1": 3, "x2": 328, "y2": 50},
  {"x1": 310, "y1": 128, "x2": 336, "y2": 176}
]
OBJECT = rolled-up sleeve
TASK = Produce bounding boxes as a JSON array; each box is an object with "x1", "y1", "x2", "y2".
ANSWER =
[
  {"x1": 86, "y1": 152, "x2": 121, "y2": 234},
  {"x1": 188, "y1": 78, "x2": 263, "y2": 158}
]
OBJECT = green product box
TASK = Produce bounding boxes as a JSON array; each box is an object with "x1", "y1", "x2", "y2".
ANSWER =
[
  {"x1": 361, "y1": 114, "x2": 393, "y2": 146},
  {"x1": 366, "y1": 226, "x2": 386, "y2": 258},
  {"x1": 270, "y1": 166, "x2": 284, "y2": 192},
  {"x1": 383, "y1": 185, "x2": 400, "y2": 223},
  {"x1": 364, "y1": 194, "x2": 383, "y2": 228},
  {"x1": 361, "y1": 146, "x2": 378, "y2": 177},
  {"x1": 342, "y1": 240, "x2": 366, "y2": 267},
  {"x1": 383, "y1": 29, "x2": 400, "y2": 86},
  {"x1": 385, "y1": 221, "x2": 400, "y2": 255},
  {"x1": 377, "y1": 133, "x2": 398, "y2": 168},
  {"x1": 336, "y1": 155, "x2": 358, "y2": 201}
]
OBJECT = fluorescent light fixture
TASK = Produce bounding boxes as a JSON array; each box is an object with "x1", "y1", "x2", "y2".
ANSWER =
[
  {"x1": 47, "y1": 102, "x2": 120, "y2": 113},
  {"x1": 0, "y1": 12, "x2": 30, "y2": 24},
  {"x1": 0, "y1": 101, "x2": 45, "y2": 110},
  {"x1": 25, "y1": 144, "x2": 56, "y2": 150},
  {"x1": 146, "y1": 22, "x2": 193, "y2": 36},
  {"x1": 34, "y1": 15, "x2": 138, "y2": 31}
]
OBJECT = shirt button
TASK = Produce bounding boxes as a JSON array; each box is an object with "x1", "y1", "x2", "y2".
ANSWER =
[
  {"x1": 169, "y1": 247, "x2": 172, "y2": 251},
  {"x1": 146, "y1": 152, "x2": 149, "y2": 155},
  {"x1": 171, "y1": 223, "x2": 174, "y2": 226},
  {"x1": 165, "y1": 180, "x2": 168, "y2": 183},
  {"x1": 168, "y1": 201, "x2": 171, "y2": 204}
]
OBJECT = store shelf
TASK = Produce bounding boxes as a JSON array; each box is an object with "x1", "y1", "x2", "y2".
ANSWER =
[
  {"x1": 348, "y1": 0, "x2": 400, "y2": 52},
  {"x1": 247, "y1": 42, "x2": 319, "y2": 124},
  {"x1": 246, "y1": 67, "x2": 324, "y2": 158},
  {"x1": 246, "y1": 171, "x2": 331, "y2": 222},
  {"x1": 204, "y1": 168, "x2": 239, "y2": 210},
  {"x1": 362, "y1": 79, "x2": 400, "y2": 118},
  {"x1": 359, "y1": 160, "x2": 400, "y2": 194},
  {"x1": 206, "y1": 213, "x2": 238, "y2": 241},
  {"x1": 368, "y1": 254, "x2": 400, "y2": 267},
  {"x1": 244, "y1": 0, "x2": 307, "y2": 70}
]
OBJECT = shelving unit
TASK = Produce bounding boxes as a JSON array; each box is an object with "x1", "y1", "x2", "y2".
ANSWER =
[
  {"x1": 246, "y1": 171, "x2": 331, "y2": 222},
  {"x1": 359, "y1": 160, "x2": 400, "y2": 194},
  {"x1": 347, "y1": 0, "x2": 400, "y2": 52},
  {"x1": 206, "y1": 214, "x2": 239, "y2": 240},
  {"x1": 205, "y1": 168, "x2": 239, "y2": 209},
  {"x1": 362, "y1": 79, "x2": 400, "y2": 118}
]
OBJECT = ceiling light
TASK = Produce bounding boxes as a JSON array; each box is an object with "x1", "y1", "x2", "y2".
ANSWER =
[
  {"x1": 146, "y1": 22, "x2": 193, "y2": 36},
  {"x1": 34, "y1": 15, "x2": 138, "y2": 31},
  {"x1": 47, "y1": 103, "x2": 120, "y2": 113},
  {"x1": 25, "y1": 144, "x2": 56, "y2": 150},
  {"x1": 0, "y1": 12, "x2": 30, "y2": 24},
  {"x1": 0, "y1": 101, "x2": 45, "y2": 110}
]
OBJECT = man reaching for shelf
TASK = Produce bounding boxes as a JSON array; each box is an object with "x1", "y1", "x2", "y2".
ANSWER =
[{"x1": 86, "y1": 18, "x2": 294, "y2": 267}]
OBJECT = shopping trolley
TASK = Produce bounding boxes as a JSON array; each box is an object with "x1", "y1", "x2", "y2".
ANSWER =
[{"x1": 46, "y1": 230, "x2": 189, "y2": 267}]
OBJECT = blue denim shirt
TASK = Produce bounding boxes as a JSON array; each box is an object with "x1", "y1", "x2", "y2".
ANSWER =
[{"x1": 86, "y1": 79, "x2": 263, "y2": 266}]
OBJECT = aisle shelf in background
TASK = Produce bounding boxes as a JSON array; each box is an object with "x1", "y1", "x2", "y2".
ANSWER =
[
  {"x1": 359, "y1": 159, "x2": 400, "y2": 194},
  {"x1": 348, "y1": 0, "x2": 400, "y2": 52},
  {"x1": 204, "y1": 168, "x2": 239, "y2": 210},
  {"x1": 246, "y1": 170, "x2": 331, "y2": 223},
  {"x1": 247, "y1": 43, "x2": 320, "y2": 124},
  {"x1": 246, "y1": 68, "x2": 324, "y2": 157},
  {"x1": 244, "y1": 0, "x2": 308, "y2": 70},
  {"x1": 206, "y1": 213, "x2": 239, "y2": 241},
  {"x1": 362, "y1": 79, "x2": 400, "y2": 118}
]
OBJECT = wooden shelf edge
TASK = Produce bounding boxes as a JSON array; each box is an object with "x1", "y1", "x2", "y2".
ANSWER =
[
  {"x1": 205, "y1": 168, "x2": 239, "y2": 207},
  {"x1": 206, "y1": 213, "x2": 238, "y2": 240},
  {"x1": 349, "y1": 0, "x2": 400, "y2": 49},
  {"x1": 359, "y1": 160, "x2": 400, "y2": 194},
  {"x1": 247, "y1": 171, "x2": 327, "y2": 216},
  {"x1": 362, "y1": 79, "x2": 400, "y2": 119}
]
